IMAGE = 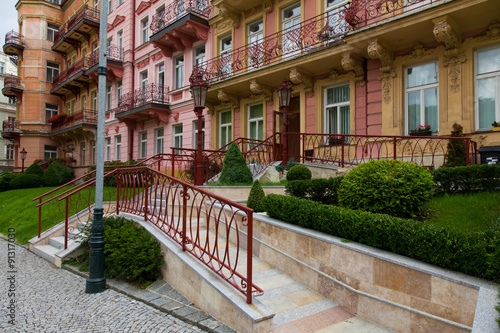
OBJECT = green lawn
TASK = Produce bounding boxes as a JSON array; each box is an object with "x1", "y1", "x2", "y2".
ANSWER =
[
  {"x1": 0, "y1": 186, "x2": 117, "y2": 244},
  {"x1": 422, "y1": 191, "x2": 500, "y2": 232}
]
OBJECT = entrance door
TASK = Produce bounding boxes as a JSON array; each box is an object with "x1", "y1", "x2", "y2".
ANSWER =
[{"x1": 287, "y1": 97, "x2": 301, "y2": 163}]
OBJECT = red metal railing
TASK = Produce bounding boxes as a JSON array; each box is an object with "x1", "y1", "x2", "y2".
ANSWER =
[
  {"x1": 191, "y1": 6, "x2": 349, "y2": 84},
  {"x1": 53, "y1": 6, "x2": 99, "y2": 45},
  {"x1": 4, "y1": 30, "x2": 23, "y2": 47},
  {"x1": 118, "y1": 83, "x2": 170, "y2": 111},
  {"x1": 51, "y1": 109, "x2": 97, "y2": 132},
  {"x1": 346, "y1": 0, "x2": 444, "y2": 29},
  {"x1": 2, "y1": 119, "x2": 18, "y2": 132},
  {"x1": 3, "y1": 75, "x2": 23, "y2": 90},
  {"x1": 86, "y1": 45, "x2": 124, "y2": 68},
  {"x1": 296, "y1": 133, "x2": 477, "y2": 168},
  {"x1": 35, "y1": 165, "x2": 262, "y2": 304},
  {"x1": 52, "y1": 58, "x2": 87, "y2": 87},
  {"x1": 150, "y1": 0, "x2": 211, "y2": 34}
]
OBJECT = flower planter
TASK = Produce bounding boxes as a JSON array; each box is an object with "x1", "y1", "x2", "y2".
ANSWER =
[
  {"x1": 410, "y1": 132, "x2": 432, "y2": 136},
  {"x1": 492, "y1": 127, "x2": 500, "y2": 131}
]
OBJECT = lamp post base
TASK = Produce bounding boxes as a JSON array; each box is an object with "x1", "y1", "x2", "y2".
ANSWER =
[{"x1": 85, "y1": 208, "x2": 106, "y2": 294}]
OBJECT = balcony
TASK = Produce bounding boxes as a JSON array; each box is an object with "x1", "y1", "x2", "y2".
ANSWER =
[
  {"x1": 192, "y1": 6, "x2": 349, "y2": 85},
  {"x1": 50, "y1": 110, "x2": 97, "y2": 135},
  {"x1": 116, "y1": 83, "x2": 171, "y2": 125},
  {"x1": 50, "y1": 58, "x2": 91, "y2": 96},
  {"x1": 85, "y1": 46, "x2": 124, "y2": 81},
  {"x1": 3, "y1": 31, "x2": 24, "y2": 57},
  {"x1": 52, "y1": 6, "x2": 100, "y2": 54},
  {"x1": 1, "y1": 119, "x2": 19, "y2": 140},
  {"x1": 150, "y1": 0, "x2": 211, "y2": 57},
  {"x1": 2, "y1": 75, "x2": 24, "y2": 99}
]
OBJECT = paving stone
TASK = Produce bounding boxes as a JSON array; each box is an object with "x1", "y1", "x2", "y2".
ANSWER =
[
  {"x1": 147, "y1": 280, "x2": 167, "y2": 291},
  {"x1": 173, "y1": 306, "x2": 199, "y2": 318},
  {"x1": 160, "y1": 299, "x2": 185, "y2": 312},
  {"x1": 184, "y1": 311, "x2": 211, "y2": 324}
]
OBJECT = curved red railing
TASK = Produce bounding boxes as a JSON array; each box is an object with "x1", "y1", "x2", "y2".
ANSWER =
[
  {"x1": 3, "y1": 75, "x2": 23, "y2": 90},
  {"x1": 4, "y1": 30, "x2": 23, "y2": 47},
  {"x1": 2, "y1": 119, "x2": 18, "y2": 132},
  {"x1": 150, "y1": 0, "x2": 211, "y2": 35},
  {"x1": 86, "y1": 45, "x2": 124, "y2": 68},
  {"x1": 53, "y1": 6, "x2": 99, "y2": 45},
  {"x1": 118, "y1": 84, "x2": 170, "y2": 111}
]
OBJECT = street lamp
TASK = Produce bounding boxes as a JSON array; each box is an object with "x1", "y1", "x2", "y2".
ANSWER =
[
  {"x1": 20, "y1": 148, "x2": 27, "y2": 173},
  {"x1": 277, "y1": 79, "x2": 292, "y2": 165},
  {"x1": 190, "y1": 72, "x2": 210, "y2": 186}
]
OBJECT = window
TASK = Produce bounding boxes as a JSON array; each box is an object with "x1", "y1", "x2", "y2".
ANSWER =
[
  {"x1": 157, "y1": 63, "x2": 165, "y2": 88},
  {"x1": 6, "y1": 145, "x2": 14, "y2": 160},
  {"x1": 106, "y1": 86, "x2": 112, "y2": 110},
  {"x1": 8, "y1": 97, "x2": 16, "y2": 105},
  {"x1": 193, "y1": 119, "x2": 205, "y2": 149},
  {"x1": 46, "y1": 62, "x2": 59, "y2": 83},
  {"x1": 324, "y1": 84, "x2": 350, "y2": 138},
  {"x1": 141, "y1": 17, "x2": 149, "y2": 44},
  {"x1": 248, "y1": 20, "x2": 263, "y2": 68},
  {"x1": 194, "y1": 45, "x2": 205, "y2": 67},
  {"x1": 326, "y1": 0, "x2": 346, "y2": 10},
  {"x1": 81, "y1": 142, "x2": 86, "y2": 165},
  {"x1": 47, "y1": 23, "x2": 59, "y2": 41},
  {"x1": 66, "y1": 99, "x2": 75, "y2": 115},
  {"x1": 174, "y1": 55, "x2": 184, "y2": 89},
  {"x1": 140, "y1": 131, "x2": 147, "y2": 158},
  {"x1": 173, "y1": 124, "x2": 183, "y2": 153},
  {"x1": 44, "y1": 145, "x2": 57, "y2": 160},
  {"x1": 155, "y1": 128, "x2": 164, "y2": 154},
  {"x1": 93, "y1": 41, "x2": 98, "y2": 53},
  {"x1": 82, "y1": 94, "x2": 87, "y2": 110},
  {"x1": 248, "y1": 103, "x2": 264, "y2": 142},
  {"x1": 91, "y1": 140, "x2": 96, "y2": 164},
  {"x1": 282, "y1": 3, "x2": 301, "y2": 54},
  {"x1": 219, "y1": 36, "x2": 232, "y2": 76},
  {"x1": 45, "y1": 103, "x2": 58, "y2": 123},
  {"x1": 405, "y1": 62, "x2": 438, "y2": 134},
  {"x1": 91, "y1": 90, "x2": 97, "y2": 110},
  {"x1": 140, "y1": 70, "x2": 148, "y2": 88},
  {"x1": 476, "y1": 45, "x2": 500, "y2": 130},
  {"x1": 115, "y1": 135, "x2": 121, "y2": 160},
  {"x1": 94, "y1": 0, "x2": 99, "y2": 12},
  {"x1": 117, "y1": 80, "x2": 122, "y2": 106},
  {"x1": 219, "y1": 110, "x2": 232, "y2": 148},
  {"x1": 105, "y1": 137, "x2": 111, "y2": 161},
  {"x1": 108, "y1": 0, "x2": 113, "y2": 13},
  {"x1": 117, "y1": 30, "x2": 123, "y2": 58},
  {"x1": 118, "y1": 0, "x2": 123, "y2": 6}
]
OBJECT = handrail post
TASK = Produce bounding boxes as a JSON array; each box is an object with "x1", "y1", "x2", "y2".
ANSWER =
[
  {"x1": 116, "y1": 171, "x2": 120, "y2": 215},
  {"x1": 393, "y1": 137, "x2": 397, "y2": 160},
  {"x1": 182, "y1": 184, "x2": 187, "y2": 252},
  {"x1": 38, "y1": 198, "x2": 42, "y2": 238},
  {"x1": 65, "y1": 198, "x2": 69, "y2": 250},
  {"x1": 144, "y1": 170, "x2": 149, "y2": 221},
  {"x1": 341, "y1": 136, "x2": 345, "y2": 168},
  {"x1": 172, "y1": 148, "x2": 175, "y2": 178},
  {"x1": 246, "y1": 212, "x2": 253, "y2": 304},
  {"x1": 466, "y1": 138, "x2": 470, "y2": 166}
]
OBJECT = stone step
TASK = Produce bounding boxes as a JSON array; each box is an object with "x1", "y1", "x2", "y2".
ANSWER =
[
  {"x1": 49, "y1": 236, "x2": 76, "y2": 250},
  {"x1": 33, "y1": 244, "x2": 59, "y2": 264}
]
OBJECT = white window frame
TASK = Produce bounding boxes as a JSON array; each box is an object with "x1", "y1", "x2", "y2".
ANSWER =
[
  {"x1": 46, "y1": 61, "x2": 60, "y2": 83},
  {"x1": 91, "y1": 140, "x2": 96, "y2": 164},
  {"x1": 404, "y1": 61, "x2": 439, "y2": 134},
  {"x1": 174, "y1": 55, "x2": 184, "y2": 89},
  {"x1": 475, "y1": 44, "x2": 500, "y2": 131},
  {"x1": 45, "y1": 103, "x2": 59, "y2": 123},
  {"x1": 108, "y1": 0, "x2": 113, "y2": 13},
  {"x1": 194, "y1": 44, "x2": 206, "y2": 67},
  {"x1": 157, "y1": 63, "x2": 165, "y2": 88},
  {"x1": 193, "y1": 119, "x2": 205, "y2": 149},
  {"x1": 324, "y1": 84, "x2": 350, "y2": 138},
  {"x1": 47, "y1": 23, "x2": 59, "y2": 41},
  {"x1": 173, "y1": 124, "x2": 183, "y2": 153},
  {"x1": 117, "y1": 30, "x2": 123, "y2": 59},
  {"x1": 91, "y1": 90, "x2": 98, "y2": 111},
  {"x1": 219, "y1": 110, "x2": 232, "y2": 148},
  {"x1": 140, "y1": 131, "x2": 147, "y2": 158},
  {"x1": 219, "y1": 35, "x2": 232, "y2": 76},
  {"x1": 140, "y1": 70, "x2": 148, "y2": 88},
  {"x1": 106, "y1": 85, "x2": 112, "y2": 110},
  {"x1": 248, "y1": 103, "x2": 264, "y2": 144},
  {"x1": 81, "y1": 142, "x2": 86, "y2": 166},
  {"x1": 247, "y1": 20, "x2": 263, "y2": 68},
  {"x1": 141, "y1": 17, "x2": 149, "y2": 44},
  {"x1": 155, "y1": 128, "x2": 164, "y2": 154},
  {"x1": 6, "y1": 145, "x2": 14, "y2": 160},
  {"x1": 105, "y1": 137, "x2": 111, "y2": 161},
  {"x1": 44, "y1": 145, "x2": 58, "y2": 160},
  {"x1": 117, "y1": 80, "x2": 122, "y2": 106},
  {"x1": 115, "y1": 135, "x2": 121, "y2": 160}
]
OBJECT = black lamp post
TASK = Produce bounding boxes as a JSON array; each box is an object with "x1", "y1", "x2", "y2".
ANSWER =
[
  {"x1": 277, "y1": 79, "x2": 292, "y2": 166},
  {"x1": 20, "y1": 148, "x2": 27, "y2": 173},
  {"x1": 190, "y1": 72, "x2": 210, "y2": 186}
]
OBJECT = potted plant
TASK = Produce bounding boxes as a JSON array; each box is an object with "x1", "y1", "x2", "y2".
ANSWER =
[
  {"x1": 492, "y1": 121, "x2": 500, "y2": 131},
  {"x1": 328, "y1": 135, "x2": 343, "y2": 145},
  {"x1": 410, "y1": 124, "x2": 432, "y2": 136}
]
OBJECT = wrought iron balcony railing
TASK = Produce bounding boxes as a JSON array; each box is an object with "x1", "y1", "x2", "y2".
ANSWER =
[
  {"x1": 4, "y1": 30, "x2": 24, "y2": 47},
  {"x1": 53, "y1": 6, "x2": 99, "y2": 46},
  {"x1": 118, "y1": 83, "x2": 170, "y2": 111},
  {"x1": 192, "y1": 6, "x2": 349, "y2": 84},
  {"x1": 3, "y1": 75, "x2": 23, "y2": 90},
  {"x1": 2, "y1": 119, "x2": 18, "y2": 132},
  {"x1": 346, "y1": 0, "x2": 444, "y2": 29},
  {"x1": 52, "y1": 58, "x2": 87, "y2": 87},
  {"x1": 86, "y1": 45, "x2": 124, "y2": 68},
  {"x1": 51, "y1": 109, "x2": 97, "y2": 132},
  {"x1": 150, "y1": 0, "x2": 211, "y2": 35}
]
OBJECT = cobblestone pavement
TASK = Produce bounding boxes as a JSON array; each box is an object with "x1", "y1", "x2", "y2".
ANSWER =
[{"x1": 0, "y1": 238, "x2": 206, "y2": 333}]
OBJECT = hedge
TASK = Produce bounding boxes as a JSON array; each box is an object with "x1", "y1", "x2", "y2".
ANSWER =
[
  {"x1": 262, "y1": 194, "x2": 500, "y2": 283},
  {"x1": 432, "y1": 164, "x2": 500, "y2": 194},
  {"x1": 285, "y1": 177, "x2": 343, "y2": 205},
  {"x1": 10, "y1": 173, "x2": 44, "y2": 189}
]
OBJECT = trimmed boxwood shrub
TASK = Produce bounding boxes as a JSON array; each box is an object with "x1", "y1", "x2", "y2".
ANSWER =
[
  {"x1": 10, "y1": 173, "x2": 44, "y2": 189},
  {"x1": 247, "y1": 180, "x2": 265, "y2": 212},
  {"x1": 42, "y1": 159, "x2": 74, "y2": 186},
  {"x1": 432, "y1": 164, "x2": 500, "y2": 195},
  {"x1": 285, "y1": 177, "x2": 344, "y2": 205},
  {"x1": 24, "y1": 163, "x2": 44, "y2": 177},
  {"x1": 286, "y1": 165, "x2": 312, "y2": 181},
  {"x1": 0, "y1": 173, "x2": 19, "y2": 192},
  {"x1": 218, "y1": 142, "x2": 253, "y2": 185},
  {"x1": 338, "y1": 160, "x2": 433, "y2": 218},
  {"x1": 261, "y1": 194, "x2": 500, "y2": 283}
]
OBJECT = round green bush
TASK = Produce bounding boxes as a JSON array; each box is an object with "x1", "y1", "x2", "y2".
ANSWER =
[
  {"x1": 24, "y1": 163, "x2": 44, "y2": 177},
  {"x1": 0, "y1": 173, "x2": 19, "y2": 191},
  {"x1": 286, "y1": 165, "x2": 312, "y2": 181},
  {"x1": 247, "y1": 180, "x2": 265, "y2": 212},
  {"x1": 42, "y1": 159, "x2": 74, "y2": 186},
  {"x1": 338, "y1": 160, "x2": 434, "y2": 218},
  {"x1": 218, "y1": 142, "x2": 253, "y2": 185},
  {"x1": 10, "y1": 173, "x2": 44, "y2": 189}
]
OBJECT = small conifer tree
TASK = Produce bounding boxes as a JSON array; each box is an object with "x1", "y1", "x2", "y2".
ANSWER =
[
  {"x1": 247, "y1": 180, "x2": 265, "y2": 212},
  {"x1": 445, "y1": 123, "x2": 467, "y2": 167},
  {"x1": 218, "y1": 142, "x2": 253, "y2": 185}
]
